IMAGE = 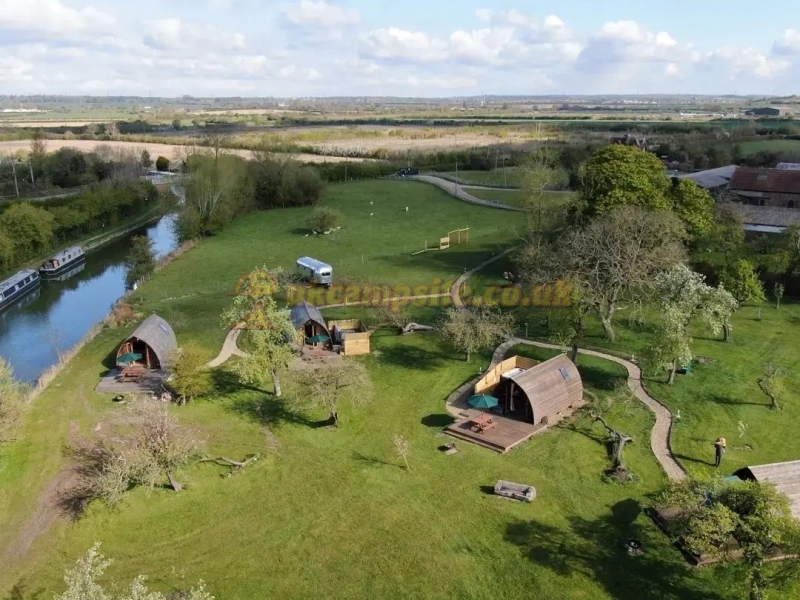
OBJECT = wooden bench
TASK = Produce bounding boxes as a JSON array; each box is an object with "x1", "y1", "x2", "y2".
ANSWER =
[
  {"x1": 470, "y1": 413, "x2": 496, "y2": 434},
  {"x1": 118, "y1": 366, "x2": 146, "y2": 383}
]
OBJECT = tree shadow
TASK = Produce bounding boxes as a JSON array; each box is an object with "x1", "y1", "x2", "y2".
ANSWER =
[
  {"x1": 577, "y1": 365, "x2": 626, "y2": 391},
  {"x1": 225, "y1": 392, "x2": 327, "y2": 430},
  {"x1": 674, "y1": 453, "x2": 714, "y2": 467},
  {"x1": 376, "y1": 344, "x2": 447, "y2": 371},
  {"x1": 2, "y1": 581, "x2": 45, "y2": 600},
  {"x1": 99, "y1": 344, "x2": 124, "y2": 376},
  {"x1": 706, "y1": 394, "x2": 768, "y2": 408},
  {"x1": 351, "y1": 451, "x2": 402, "y2": 469},
  {"x1": 421, "y1": 413, "x2": 456, "y2": 428},
  {"x1": 505, "y1": 502, "x2": 724, "y2": 600},
  {"x1": 211, "y1": 368, "x2": 270, "y2": 396}
]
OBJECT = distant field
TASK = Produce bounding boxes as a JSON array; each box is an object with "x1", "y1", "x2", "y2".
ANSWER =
[
  {"x1": 0, "y1": 139, "x2": 370, "y2": 164},
  {"x1": 439, "y1": 168, "x2": 525, "y2": 187},
  {"x1": 0, "y1": 120, "x2": 102, "y2": 127},
  {"x1": 463, "y1": 186, "x2": 575, "y2": 209},
  {"x1": 736, "y1": 139, "x2": 800, "y2": 156}
]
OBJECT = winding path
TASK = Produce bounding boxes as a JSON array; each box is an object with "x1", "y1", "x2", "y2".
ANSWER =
[
  {"x1": 408, "y1": 175, "x2": 525, "y2": 212},
  {"x1": 448, "y1": 251, "x2": 687, "y2": 481}
]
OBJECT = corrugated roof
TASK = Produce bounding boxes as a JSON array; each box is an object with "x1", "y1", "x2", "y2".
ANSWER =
[
  {"x1": 733, "y1": 204, "x2": 800, "y2": 228},
  {"x1": 509, "y1": 355, "x2": 583, "y2": 422},
  {"x1": 730, "y1": 167, "x2": 800, "y2": 194},
  {"x1": 776, "y1": 163, "x2": 800, "y2": 171},
  {"x1": 290, "y1": 300, "x2": 328, "y2": 331},
  {"x1": 676, "y1": 165, "x2": 737, "y2": 189},
  {"x1": 746, "y1": 460, "x2": 800, "y2": 519},
  {"x1": 120, "y1": 314, "x2": 177, "y2": 368}
]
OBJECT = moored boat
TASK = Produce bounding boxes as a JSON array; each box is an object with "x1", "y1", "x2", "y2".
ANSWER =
[
  {"x1": 0, "y1": 269, "x2": 41, "y2": 311},
  {"x1": 40, "y1": 246, "x2": 86, "y2": 277}
]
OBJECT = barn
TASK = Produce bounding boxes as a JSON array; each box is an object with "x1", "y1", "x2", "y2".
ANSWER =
[
  {"x1": 488, "y1": 355, "x2": 583, "y2": 426},
  {"x1": 290, "y1": 300, "x2": 330, "y2": 347},
  {"x1": 116, "y1": 314, "x2": 177, "y2": 370}
]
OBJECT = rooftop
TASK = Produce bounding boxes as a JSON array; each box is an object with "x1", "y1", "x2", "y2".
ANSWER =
[
  {"x1": 676, "y1": 165, "x2": 737, "y2": 189},
  {"x1": 0, "y1": 269, "x2": 37, "y2": 293},
  {"x1": 730, "y1": 167, "x2": 800, "y2": 194}
]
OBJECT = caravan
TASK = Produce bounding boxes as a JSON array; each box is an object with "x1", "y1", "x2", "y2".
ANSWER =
[{"x1": 296, "y1": 257, "x2": 333, "y2": 287}]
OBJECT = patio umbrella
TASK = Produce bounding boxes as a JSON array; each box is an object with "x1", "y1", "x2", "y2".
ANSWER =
[
  {"x1": 307, "y1": 334, "x2": 330, "y2": 344},
  {"x1": 118, "y1": 352, "x2": 143, "y2": 364},
  {"x1": 468, "y1": 394, "x2": 499, "y2": 409}
]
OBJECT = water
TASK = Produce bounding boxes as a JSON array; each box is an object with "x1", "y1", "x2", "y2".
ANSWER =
[{"x1": 0, "y1": 215, "x2": 178, "y2": 383}]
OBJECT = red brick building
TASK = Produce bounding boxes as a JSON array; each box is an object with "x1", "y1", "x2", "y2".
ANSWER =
[{"x1": 729, "y1": 167, "x2": 800, "y2": 208}]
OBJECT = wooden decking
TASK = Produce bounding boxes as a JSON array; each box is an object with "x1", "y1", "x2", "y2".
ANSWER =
[
  {"x1": 445, "y1": 410, "x2": 544, "y2": 453},
  {"x1": 95, "y1": 369, "x2": 170, "y2": 395}
]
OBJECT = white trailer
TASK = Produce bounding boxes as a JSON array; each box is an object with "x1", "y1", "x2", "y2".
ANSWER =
[{"x1": 296, "y1": 257, "x2": 333, "y2": 287}]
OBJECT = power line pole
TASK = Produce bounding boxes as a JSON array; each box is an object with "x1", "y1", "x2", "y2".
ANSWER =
[
  {"x1": 9, "y1": 158, "x2": 20, "y2": 198},
  {"x1": 28, "y1": 161, "x2": 35, "y2": 186}
]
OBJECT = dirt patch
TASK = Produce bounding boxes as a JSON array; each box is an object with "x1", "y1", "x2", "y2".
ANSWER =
[{"x1": 0, "y1": 139, "x2": 369, "y2": 164}]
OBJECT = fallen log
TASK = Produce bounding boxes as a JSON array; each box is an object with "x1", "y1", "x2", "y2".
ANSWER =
[
  {"x1": 197, "y1": 454, "x2": 260, "y2": 473},
  {"x1": 401, "y1": 323, "x2": 435, "y2": 335}
]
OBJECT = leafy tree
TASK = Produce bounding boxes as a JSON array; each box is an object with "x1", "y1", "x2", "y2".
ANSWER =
[
  {"x1": 0, "y1": 358, "x2": 28, "y2": 444},
  {"x1": 582, "y1": 144, "x2": 672, "y2": 214},
  {"x1": 704, "y1": 202, "x2": 746, "y2": 258},
  {"x1": 648, "y1": 264, "x2": 738, "y2": 383},
  {"x1": 757, "y1": 363, "x2": 785, "y2": 411},
  {"x1": 306, "y1": 206, "x2": 343, "y2": 232},
  {"x1": 720, "y1": 259, "x2": 766, "y2": 304},
  {"x1": 0, "y1": 229, "x2": 15, "y2": 270},
  {"x1": 520, "y1": 147, "x2": 568, "y2": 229},
  {"x1": 47, "y1": 146, "x2": 89, "y2": 187},
  {"x1": 440, "y1": 305, "x2": 515, "y2": 362},
  {"x1": 774, "y1": 283, "x2": 785, "y2": 309},
  {"x1": 775, "y1": 224, "x2": 800, "y2": 275},
  {"x1": 668, "y1": 178, "x2": 715, "y2": 238},
  {"x1": 0, "y1": 202, "x2": 54, "y2": 260},
  {"x1": 155, "y1": 155, "x2": 170, "y2": 171},
  {"x1": 548, "y1": 281, "x2": 590, "y2": 364},
  {"x1": 222, "y1": 268, "x2": 298, "y2": 397},
  {"x1": 124, "y1": 235, "x2": 156, "y2": 288},
  {"x1": 169, "y1": 342, "x2": 213, "y2": 404},
  {"x1": 518, "y1": 206, "x2": 685, "y2": 340},
  {"x1": 658, "y1": 479, "x2": 800, "y2": 600},
  {"x1": 289, "y1": 361, "x2": 372, "y2": 426},
  {"x1": 55, "y1": 543, "x2": 214, "y2": 600},
  {"x1": 140, "y1": 149, "x2": 152, "y2": 169}
]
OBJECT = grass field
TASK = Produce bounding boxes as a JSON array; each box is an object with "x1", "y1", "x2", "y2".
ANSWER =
[
  {"x1": 440, "y1": 168, "x2": 525, "y2": 187},
  {"x1": 735, "y1": 139, "x2": 800, "y2": 156},
  {"x1": 462, "y1": 187, "x2": 576, "y2": 210},
  {"x1": 5, "y1": 178, "x2": 800, "y2": 598}
]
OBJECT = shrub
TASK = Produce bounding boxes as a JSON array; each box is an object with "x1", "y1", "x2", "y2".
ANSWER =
[
  {"x1": 155, "y1": 156, "x2": 170, "y2": 171},
  {"x1": 306, "y1": 206, "x2": 343, "y2": 232}
]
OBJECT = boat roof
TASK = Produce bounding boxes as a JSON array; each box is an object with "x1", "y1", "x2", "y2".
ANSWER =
[
  {"x1": 49, "y1": 245, "x2": 84, "y2": 257},
  {"x1": 0, "y1": 269, "x2": 38, "y2": 292},
  {"x1": 296, "y1": 256, "x2": 332, "y2": 271}
]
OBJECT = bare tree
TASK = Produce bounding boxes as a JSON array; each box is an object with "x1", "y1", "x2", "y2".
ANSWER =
[
  {"x1": 517, "y1": 206, "x2": 686, "y2": 340},
  {"x1": 289, "y1": 361, "x2": 373, "y2": 426},
  {"x1": 757, "y1": 364, "x2": 785, "y2": 411},
  {"x1": 440, "y1": 305, "x2": 515, "y2": 362},
  {"x1": 393, "y1": 435, "x2": 411, "y2": 471},
  {"x1": 203, "y1": 124, "x2": 232, "y2": 164},
  {"x1": 519, "y1": 147, "x2": 569, "y2": 230}
]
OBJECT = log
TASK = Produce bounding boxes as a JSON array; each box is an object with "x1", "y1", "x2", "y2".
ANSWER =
[
  {"x1": 197, "y1": 454, "x2": 260, "y2": 470},
  {"x1": 401, "y1": 322, "x2": 435, "y2": 335},
  {"x1": 167, "y1": 472, "x2": 183, "y2": 492}
]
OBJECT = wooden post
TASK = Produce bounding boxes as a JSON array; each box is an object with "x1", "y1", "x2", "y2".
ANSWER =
[
  {"x1": 28, "y1": 161, "x2": 34, "y2": 186},
  {"x1": 9, "y1": 159, "x2": 19, "y2": 198}
]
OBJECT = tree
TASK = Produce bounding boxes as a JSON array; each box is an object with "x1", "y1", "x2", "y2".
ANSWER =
[
  {"x1": 757, "y1": 363, "x2": 784, "y2": 411},
  {"x1": 704, "y1": 202, "x2": 746, "y2": 259},
  {"x1": 393, "y1": 434, "x2": 411, "y2": 471},
  {"x1": 774, "y1": 283, "x2": 785, "y2": 309},
  {"x1": 440, "y1": 305, "x2": 515, "y2": 362},
  {"x1": 520, "y1": 147, "x2": 568, "y2": 229},
  {"x1": 222, "y1": 268, "x2": 298, "y2": 398},
  {"x1": 592, "y1": 412, "x2": 634, "y2": 479},
  {"x1": 155, "y1": 156, "x2": 170, "y2": 172},
  {"x1": 658, "y1": 479, "x2": 800, "y2": 600},
  {"x1": 125, "y1": 235, "x2": 156, "y2": 287},
  {"x1": 720, "y1": 259, "x2": 766, "y2": 304},
  {"x1": 306, "y1": 206, "x2": 343, "y2": 232},
  {"x1": 202, "y1": 124, "x2": 232, "y2": 163},
  {"x1": 517, "y1": 206, "x2": 686, "y2": 340},
  {"x1": 169, "y1": 342, "x2": 213, "y2": 404},
  {"x1": 0, "y1": 229, "x2": 15, "y2": 271},
  {"x1": 582, "y1": 144, "x2": 672, "y2": 214},
  {"x1": 140, "y1": 149, "x2": 152, "y2": 170},
  {"x1": 56, "y1": 543, "x2": 214, "y2": 600},
  {"x1": 289, "y1": 361, "x2": 373, "y2": 426},
  {"x1": 29, "y1": 130, "x2": 47, "y2": 161},
  {"x1": 0, "y1": 358, "x2": 28, "y2": 443},
  {"x1": 0, "y1": 202, "x2": 54, "y2": 260},
  {"x1": 668, "y1": 178, "x2": 715, "y2": 238},
  {"x1": 648, "y1": 265, "x2": 738, "y2": 383},
  {"x1": 549, "y1": 281, "x2": 590, "y2": 364}
]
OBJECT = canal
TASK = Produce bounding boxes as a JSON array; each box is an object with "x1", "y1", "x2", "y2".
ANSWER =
[{"x1": 0, "y1": 215, "x2": 178, "y2": 383}]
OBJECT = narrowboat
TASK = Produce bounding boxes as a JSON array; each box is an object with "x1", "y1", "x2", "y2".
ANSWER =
[
  {"x1": 0, "y1": 269, "x2": 41, "y2": 311},
  {"x1": 40, "y1": 246, "x2": 86, "y2": 277}
]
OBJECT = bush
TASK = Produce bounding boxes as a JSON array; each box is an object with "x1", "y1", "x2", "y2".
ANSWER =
[
  {"x1": 306, "y1": 206, "x2": 343, "y2": 232},
  {"x1": 155, "y1": 156, "x2": 170, "y2": 171}
]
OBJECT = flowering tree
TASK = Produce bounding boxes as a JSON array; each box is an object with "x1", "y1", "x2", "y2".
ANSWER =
[{"x1": 648, "y1": 264, "x2": 738, "y2": 384}]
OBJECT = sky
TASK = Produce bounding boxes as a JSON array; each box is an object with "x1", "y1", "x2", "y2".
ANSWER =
[{"x1": 1, "y1": 0, "x2": 799, "y2": 97}]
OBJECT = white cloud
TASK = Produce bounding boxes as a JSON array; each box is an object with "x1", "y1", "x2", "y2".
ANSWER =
[
  {"x1": 362, "y1": 28, "x2": 449, "y2": 62},
  {"x1": 0, "y1": 0, "x2": 116, "y2": 41},
  {"x1": 282, "y1": 1, "x2": 359, "y2": 28},
  {"x1": 144, "y1": 18, "x2": 246, "y2": 53},
  {"x1": 702, "y1": 46, "x2": 790, "y2": 78},
  {"x1": 773, "y1": 29, "x2": 800, "y2": 55}
]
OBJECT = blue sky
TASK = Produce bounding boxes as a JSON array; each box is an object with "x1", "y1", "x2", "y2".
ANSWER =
[{"x1": 0, "y1": 0, "x2": 798, "y2": 97}]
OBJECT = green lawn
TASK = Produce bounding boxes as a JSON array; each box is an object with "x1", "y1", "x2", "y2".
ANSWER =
[
  {"x1": 5, "y1": 178, "x2": 800, "y2": 598},
  {"x1": 440, "y1": 168, "x2": 524, "y2": 187},
  {"x1": 736, "y1": 139, "x2": 800, "y2": 156},
  {"x1": 463, "y1": 187, "x2": 576, "y2": 211}
]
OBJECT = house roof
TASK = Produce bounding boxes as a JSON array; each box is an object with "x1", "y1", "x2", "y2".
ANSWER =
[
  {"x1": 120, "y1": 313, "x2": 177, "y2": 368},
  {"x1": 743, "y1": 460, "x2": 800, "y2": 519},
  {"x1": 730, "y1": 167, "x2": 800, "y2": 194},
  {"x1": 776, "y1": 163, "x2": 800, "y2": 171},
  {"x1": 676, "y1": 165, "x2": 737, "y2": 189},
  {"x1": 290, "y1": 300, "x2": 328, "y2": 331},
  {"x1": 733, "y1": 204, "x2": 800, "y2": 228},
  {"x1": 508, "y1": 354, "x2": 583, "y2": 421}
]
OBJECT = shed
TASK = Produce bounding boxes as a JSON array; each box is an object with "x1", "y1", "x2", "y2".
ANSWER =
[
  {"x1": 484, "y1": 355, "x2": 583, "y2": 425},
  {"x1": 327, "y1": 319, "x2": 371, "y2": 356},
  {"x1": 736, "y1": 460, "x2": 800, "y2": 519},
  {"x1": 290, "y1": 300, "x2": 330, "y2": 346},
  {"x1": 116, "y1": 314, "x2": 177, "y2": 370}
]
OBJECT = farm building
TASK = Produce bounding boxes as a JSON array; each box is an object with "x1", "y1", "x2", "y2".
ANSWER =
[
  {"x1": 745, "y1": 106, "x2": 789, "y2": 117},
  {"x1": 116, "y1": 314, "x2": 177, "y2": 370},
  {"x1": 290, "y1": 300, "x2": 330, "y2": 347},
  {"x1": 328, "y1": 319, "x2": 371, "y2": 356},
  {"x1": 735, "y1": 460, "x2": 800, "y2": 519},
  {"x1": 674, "y1": 165, "x2": 737, "y2": 191},
  {"x1": 729, "y1": 167, "x2": 800, "y2": 209}
]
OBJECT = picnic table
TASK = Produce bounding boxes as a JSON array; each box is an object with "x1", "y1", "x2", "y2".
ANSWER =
[
  {"x1": 470, "y1": 413, "x2": 496, "y2": 434},
  {"x1": 118, "y1": 365, "x2": 146, "y2": 383}
]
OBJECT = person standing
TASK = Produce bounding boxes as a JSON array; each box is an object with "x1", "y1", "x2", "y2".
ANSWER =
[{"x1": 714, "y1": 437, "x2": 727, "y2": 467}]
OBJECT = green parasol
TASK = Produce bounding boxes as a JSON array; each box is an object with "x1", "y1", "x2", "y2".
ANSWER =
[{"x1": 468, "y1": 394, "x2": 499, "y2": 409}]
